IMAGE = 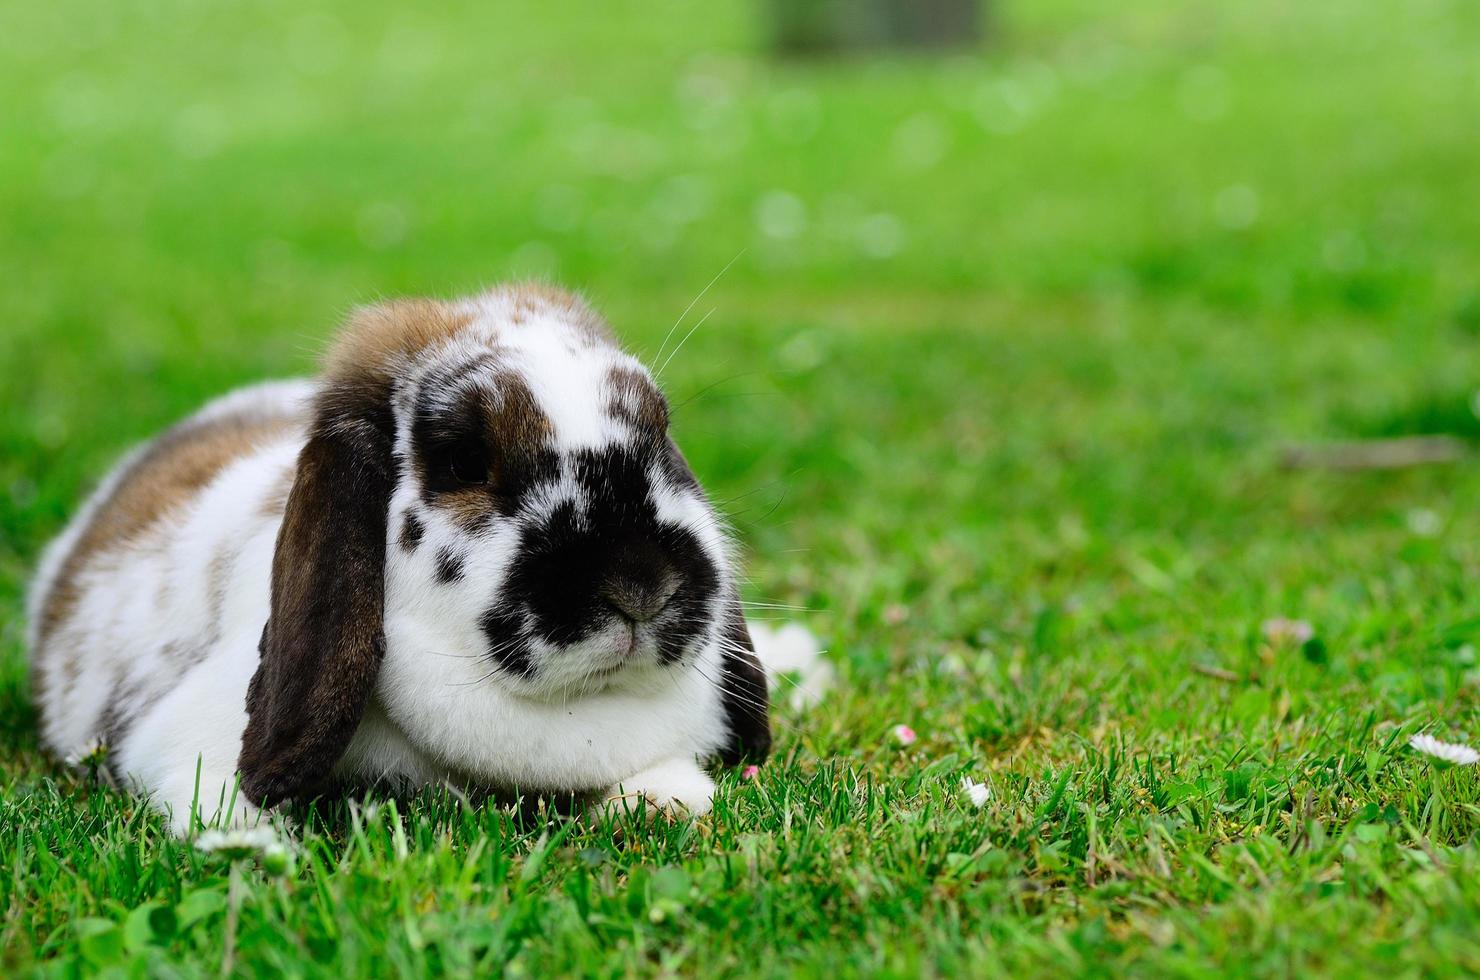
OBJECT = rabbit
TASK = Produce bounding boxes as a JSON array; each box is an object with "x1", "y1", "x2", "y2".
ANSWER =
[{"x1": 27, "y1": 284, "x2": 774, "y2": 834}]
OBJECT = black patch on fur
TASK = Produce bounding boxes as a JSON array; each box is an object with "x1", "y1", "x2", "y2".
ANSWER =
[
  {"x1": 434, "y1": 546, "x2": 465, "y2": 584},
  {"x1": 661, "y1": 436, "x2": 702, "y2": 492},
  {"x1": 715, "y1": 598, "x2": 772, "y2": 766},
  {"x1": 478, "y1": 607, "x2": 535, "y2": 677},
  {"x1": 411, "y1": 372, "x2": 559, "y2": 520},
  {"x1": 399, "y1": 511, "x2": 425, "y2": 552},
  {"x1": 410, "y1": 380, "x2": 564, "y2": 545},
  {"x1": 478, "y1": 444, "x2": 720, "y2": 674}
]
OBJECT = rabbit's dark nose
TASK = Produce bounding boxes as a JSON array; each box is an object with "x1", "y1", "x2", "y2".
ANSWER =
[
  {"x1": 600, "y1": 541, "x2": 681, "y2": 623},
  {"x1": 600, "y1": 572, "x2": 679, "y2": 623}
]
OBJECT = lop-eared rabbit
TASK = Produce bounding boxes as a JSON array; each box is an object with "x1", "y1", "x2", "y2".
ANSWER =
[{"x1": 28, "y1": 286, "x2": 773, "y2": 833}]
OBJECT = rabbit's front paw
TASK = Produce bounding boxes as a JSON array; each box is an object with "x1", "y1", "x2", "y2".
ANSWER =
[{"x1": 594, "y1": 757, "x2": 715, "y2": 824}]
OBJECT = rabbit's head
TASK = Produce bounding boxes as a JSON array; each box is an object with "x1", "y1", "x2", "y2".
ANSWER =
[{"x1": 238, "y1": 286, "x2": 758, "y2": 805}]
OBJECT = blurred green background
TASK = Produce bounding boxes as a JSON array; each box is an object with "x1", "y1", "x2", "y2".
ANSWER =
[
  {"x1": 4, "y1": 0, "x2": 1477, "y2": 581},
  {"x1": 4, "y1": 0, "x2": 1480, "y2": 974},
  {"x1": 2, "y1": 0, "x2": 1478, "y2": 548}
]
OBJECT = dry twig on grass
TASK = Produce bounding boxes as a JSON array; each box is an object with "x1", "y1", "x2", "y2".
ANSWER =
[{"x1": 1279, "y1": 435, "x2": 1469, "y2": 471}]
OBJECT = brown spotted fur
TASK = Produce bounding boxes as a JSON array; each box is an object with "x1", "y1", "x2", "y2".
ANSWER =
[{"x1": 34, "y1": 412, "x2": 298, "y2": 705}]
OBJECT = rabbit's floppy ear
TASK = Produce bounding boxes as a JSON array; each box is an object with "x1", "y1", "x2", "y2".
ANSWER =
[
  {"x1": 716, "y1": 596, "x2": 772, "y2": 766},
  {"x1": 237, "y1": 376, "x2": 395, "y2": 806},
  {"x1": 237, "y1": 300, "x2": 469, "y2": 806}
]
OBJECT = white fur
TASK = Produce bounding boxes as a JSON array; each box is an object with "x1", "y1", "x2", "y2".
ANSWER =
[
  {"x1": 24, "y1": 440, "x2": 150, "y2": 657},
  {"x1": 31, "y1": 381, "x2": 312, "y2": 831},
  {"x1": 29, "y1": 298, "x2": 762, "y2": 834},
  {"x1": 597, "y1": 756, "x2": 717, "y2": 820},
  {"x1": 116, "y1": 639, "x2": 266, "y2": 829}
]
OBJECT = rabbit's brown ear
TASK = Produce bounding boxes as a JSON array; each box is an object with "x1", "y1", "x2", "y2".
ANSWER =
[
  {"x1": 238, "y1": 299, "x2": 470, "y2": 806},
  {"x1": 237, "y1": 381, "x2": 395, "y2": 807},
  {"x1": 716, "y1": 597, "x2": 772, "y2": 766}
]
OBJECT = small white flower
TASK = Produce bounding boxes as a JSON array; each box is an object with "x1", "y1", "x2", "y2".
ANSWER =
[
  {"x1": 750, "y1": 621, "x2": 834, "y2": 710},
  {"x1": 960, "y1": 777, "x2": 990, "y2": 808},
  {"x1": 63, "y1": 738, "x2": 108, "y2": 768},
  {"x1": 196, "y1": 826, "x2": 285, "y2": 859},
  {"x1": 891, "y1": 724, "x2": 917, "y2": 746},
  {"x1": 197, "y1": 824, "x2": 296, "y2": 875},
  {"x1": 1409, "y1": 733, "x2": 1480, "y2": 766},
  {"x1": 1261, "y1": 617, "x2": 1314, "y2": 646}
]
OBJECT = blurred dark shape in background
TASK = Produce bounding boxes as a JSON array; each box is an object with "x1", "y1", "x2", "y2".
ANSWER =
[{"x1": 768, "y1": 0, "x2": 983, "y2": 56}]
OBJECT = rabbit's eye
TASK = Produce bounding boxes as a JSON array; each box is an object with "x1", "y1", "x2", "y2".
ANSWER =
[
  {"x1": 450, "y1": 442, "x2": 489, "y2": 485},
  {"x1": 433, "y1": 440, "x2": 489, "y2": 488}
]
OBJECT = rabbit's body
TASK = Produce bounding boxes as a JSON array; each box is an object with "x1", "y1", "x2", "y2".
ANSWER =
[
  {"x1": 29, "y1": 286, "x2": 769, "y2": 832},
  {"x1": 29, "y1": 381, "x2": 312, "y2": 826}
]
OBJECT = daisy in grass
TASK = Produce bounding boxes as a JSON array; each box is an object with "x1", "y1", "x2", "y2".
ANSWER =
[
  {"x1": 196, "y1": 825, "x2": 295, "y2": 875},
  {"x1": 1261, "y1": 617, "x2": 1314, "y2": 646},
  {"x1": 195, "y1": 826, "x2": 282, "y2": 857},
  {"x1": 749, "y1": 622, "x2": 834, "y2": 711},
  {"x1": 1408, "y1": 733, "x2": 1480, "y2": 766}
]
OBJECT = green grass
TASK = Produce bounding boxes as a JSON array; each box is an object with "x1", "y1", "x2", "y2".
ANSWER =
[{"x1": 4, "y1": 0, "x2": 1480, "y2": 974}]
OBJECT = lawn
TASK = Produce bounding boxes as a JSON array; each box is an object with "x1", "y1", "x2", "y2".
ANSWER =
[{"x1": 4, "y1": 0, "x2": 1480, "y2": 974}]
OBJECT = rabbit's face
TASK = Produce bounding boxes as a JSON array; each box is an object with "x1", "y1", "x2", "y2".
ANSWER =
[
  {"x1": 238, "y1": 286, "x2": 767, "y2": 808},
  {"x1": 381, "y1": 293, "x2": 729, "y2": 700}
]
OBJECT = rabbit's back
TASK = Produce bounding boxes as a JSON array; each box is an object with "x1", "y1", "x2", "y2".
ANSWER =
[{"x1": 28, "y1": 380, "x2": 315, "y2": 764}]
